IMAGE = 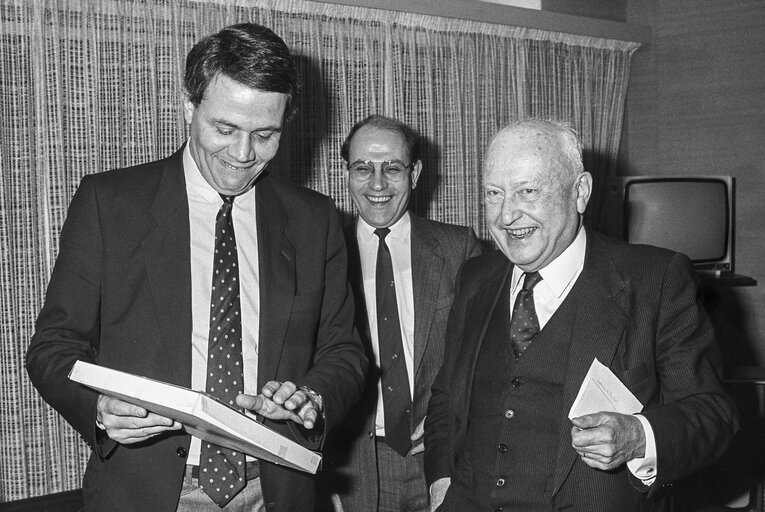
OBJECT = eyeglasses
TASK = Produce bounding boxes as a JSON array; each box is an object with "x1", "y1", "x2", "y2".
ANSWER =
[{"x1": 347, "y1": 160, "x2": 413, "y2": 183}]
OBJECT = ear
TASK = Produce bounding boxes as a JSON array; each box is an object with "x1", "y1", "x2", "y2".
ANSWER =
[
  {"x1": 182, "y1": 92, "x2": 196, "y2": 125},
  {"x1": 410, "y1": 160, "x2": 423, "y2": 189},
  {"x1": 575, "y1": 172, "x2": 593, "y2": 214}
]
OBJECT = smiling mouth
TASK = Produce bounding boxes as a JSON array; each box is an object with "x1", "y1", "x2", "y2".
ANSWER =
[
  {"x1": 366, "y1": 195, "x2": 392, "y2": 204},
  {"x1": 507, "y1": 227, "x2": 537, "y2": 239},
  {"x1": 220, "y1": 159, "x2": 254, "y2": 171}
]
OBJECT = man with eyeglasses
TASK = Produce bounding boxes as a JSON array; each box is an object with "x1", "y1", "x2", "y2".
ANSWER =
[{"x1": 321, "y1": 115, "x2": 482, "y2": 512}]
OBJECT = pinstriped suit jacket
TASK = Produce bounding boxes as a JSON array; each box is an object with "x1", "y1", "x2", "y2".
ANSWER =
[
  {"x1": 425, "y1": 228, "x2": 739, "y2": 511},
  {"x1": 323, "y1": 213, "x2": 481, "y2": 511}
]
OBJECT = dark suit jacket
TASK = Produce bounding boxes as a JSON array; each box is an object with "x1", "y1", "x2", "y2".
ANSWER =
[
  {"x1": 323, "y1": 213, "x2": 481, "y2": 511},
  {"x1": 424, "y1": 228, "x2": 738, "y2": 511},
  {"x1": 26, "y1": 148, "x2": 367, "y2": 512}
]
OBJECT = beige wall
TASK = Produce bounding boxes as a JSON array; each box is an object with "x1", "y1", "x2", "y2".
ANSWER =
[{"x1": 622, "y1": 0, "x2": 765, "y2": 367}]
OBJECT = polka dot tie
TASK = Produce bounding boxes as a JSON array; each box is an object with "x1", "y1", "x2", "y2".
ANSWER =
[
  {"x1": 510, "y1": 271, "x2": 543, "y2": 360},
  {"x1": 374, "y1": 227, "x2": 412, "y2": 457},
  {"x1": 200, "y1": 195, "x2": 246, "y2": 507}
]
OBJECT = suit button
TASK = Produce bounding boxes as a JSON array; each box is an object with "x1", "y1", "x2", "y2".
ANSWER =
[
  {"x1": 176, "y1": 447, "x2": 187, "y2": 458},
  {"x1": 511, "y1": 378, "x2": 520, "y2": 387},
  {"x1": 497, "y1": 443, "x2": 508, "y2": 453},
  {"x1": 496, "y1": 477, "x2": 506, "y2": 487},
  {"x1": 504, "y1": 409, "x2": 515, "y2": 419},
  {"x1": 368, "y1": 431, "x2": 374, "y2": 439}
]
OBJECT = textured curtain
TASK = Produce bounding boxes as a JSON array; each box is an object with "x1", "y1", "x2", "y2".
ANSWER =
[{"x1": 0, "y1": 0, "x2": 640, "y2": 500}]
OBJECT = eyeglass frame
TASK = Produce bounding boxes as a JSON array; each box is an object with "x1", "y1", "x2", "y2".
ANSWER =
[{"x1": 346, "y1": 160, "x2": 415, "y2": 183}]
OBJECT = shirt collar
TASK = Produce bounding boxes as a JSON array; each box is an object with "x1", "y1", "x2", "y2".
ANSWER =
[
  {"x1": 511, "y1": 227, "x2": 587, "y2": 297},
  {"x1": 357, "y1": 211, "x2": 411, "y2": 244}
]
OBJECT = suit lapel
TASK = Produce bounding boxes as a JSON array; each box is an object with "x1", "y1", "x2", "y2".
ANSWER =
[
  {"x1": 143, "y1": 149, "x2": 193, "y2": 386},
  {"x1": 454, "y1": 255, "x2": 513, "y2": 437},
  {"x1": 551, "y1": 231, "x2": 630, "y2": 496},
  {"x1": 410, "y1": 215, "x2": 445, "y2": 376},
  {"x1": 345, "y1": 222, "x2": 370, "y2": 341},
  {"x1": 255, "y1": 175, "x2": 296, "y2": 387}
]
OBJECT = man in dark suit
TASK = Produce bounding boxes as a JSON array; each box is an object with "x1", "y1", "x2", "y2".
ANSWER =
[
  {"x1": 424, "y1": 118, "x2": 738, "y2": 511},
  {"x1": 25, "y1": 23, "x2": 366, "y2": 512},
  {"x1": 323, "y1": 115, "x2": 481, "y2": 511}
]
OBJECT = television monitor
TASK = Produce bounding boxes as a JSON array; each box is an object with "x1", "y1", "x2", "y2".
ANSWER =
[{"x1": 604, "y1": 175, "x2": 734, "y2": 273}]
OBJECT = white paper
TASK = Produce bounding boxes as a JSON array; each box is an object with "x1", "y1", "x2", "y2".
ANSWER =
[{"x1": 568, "y1": 358, "x2": 643, "y2": 419}]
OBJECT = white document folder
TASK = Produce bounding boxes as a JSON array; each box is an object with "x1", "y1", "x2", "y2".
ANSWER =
[{"x1": 68, "y1": 360, "x2": 321, "y2": 473}]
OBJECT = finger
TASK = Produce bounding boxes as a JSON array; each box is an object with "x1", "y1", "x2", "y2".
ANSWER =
[
  {"x1": 298, "y1": 402, "x2": 318, "y2": 429},
  {"x1": 236, "y1": 393, "x2": 265, "y2": 412},
  {"x1": 247, "y1": 395, "x2": 302, "y2": 423},
  {"x1": 571, "y1": 424, "x2": 614, "y2": 449},
  {"x1": 99, "y1": 395, "x2": 148, "y2": 419},
  {"x1": 113, "y1": 424, "x2": 177, "y2": 443},
  {"x1": 570, "y1": 412, "x2": 606, "y2": 430},
  {"x1": 284, "y1": 389, "x2": 308, "y2": 411},
  {"x1": 270, "y1": 381, "x2": 298, "y2": 406},
  {"x1": 410, "y1": 442, "x2": 425, "y2": 455},
  {"x1": 411, "y1": 418, "x2": 425, "y2": 442},
  {"x1": 260, "y1": 381, "x2": 282, "y2": 398}
]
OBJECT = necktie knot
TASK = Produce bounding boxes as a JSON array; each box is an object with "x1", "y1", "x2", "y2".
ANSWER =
[
  {"x1": 374, "y1": 227, "x2": 391, "y2": 242},
  {"x1": 522, "y1": 271, "x2": 542, "y2": 291},
  {"x1": 220, "y1": 194, "x2": 235, "y2": 204}
]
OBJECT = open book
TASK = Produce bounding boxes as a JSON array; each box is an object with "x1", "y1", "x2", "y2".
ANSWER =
[{"x1": 68, "y1": 360, "x2": 321, "y2": 473}]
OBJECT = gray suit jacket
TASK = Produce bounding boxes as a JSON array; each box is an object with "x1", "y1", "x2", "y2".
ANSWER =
[{"x1": 323, "y1": 213, "x2": 481, "y2": 511}]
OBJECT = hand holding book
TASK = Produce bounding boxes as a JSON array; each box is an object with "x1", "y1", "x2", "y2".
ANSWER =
[
  {"x1": 70, "y1": 361, "x2": 322, "y2": 473},
  {"x1": 96, "y1": 394, "x2": 182, "y2": 444}
]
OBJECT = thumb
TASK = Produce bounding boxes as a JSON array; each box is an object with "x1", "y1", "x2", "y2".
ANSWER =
[
  {"x1": 571, "y1": 412, "x2": 604, "y2": 429},
  {"x1": 236, "y1": 393, "x2": 265, "y2": 412},
  {"x1": 411, "y1": 417, "x2": 426, "y2": 441}
]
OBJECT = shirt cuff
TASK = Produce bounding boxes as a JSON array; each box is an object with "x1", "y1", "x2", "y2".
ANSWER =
[{"x1": 627, "y1": 413, "x2": 657, "y2": 486}]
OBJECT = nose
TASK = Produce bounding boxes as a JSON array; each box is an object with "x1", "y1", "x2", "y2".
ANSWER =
[
  {"x1": 368, "y1": 167, "x2": 388, "y2": 191},
  {"x1": 230, "y1": 133, "x2": 255, "y2": 162},
  {"x1": 500, "y1": 196, "x2": 522, "y2": 225}
]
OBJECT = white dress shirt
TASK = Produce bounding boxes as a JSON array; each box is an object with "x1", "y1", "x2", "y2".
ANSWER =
[
  {"x1": 510, "y1": 227, "x2": 658, "y2": 485},
  {"x1": 356, "y1": 213, "x2": 416, "y2": 437},
  {"x1": 183, "y1": 144, "x2": 260, "y2": 465}
]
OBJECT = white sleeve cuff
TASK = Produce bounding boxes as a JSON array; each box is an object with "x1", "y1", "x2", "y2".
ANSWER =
[{"x1": 627, "y1": 414, "x2": 657, "y2": 486}]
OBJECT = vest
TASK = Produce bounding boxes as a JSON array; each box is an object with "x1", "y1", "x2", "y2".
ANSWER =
[{"x1": 448, "y1": 277, "x2": 578, "y2": 511}]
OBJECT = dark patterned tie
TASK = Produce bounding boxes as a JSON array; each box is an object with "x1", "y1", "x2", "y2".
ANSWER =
[
  {"x1": 200, "y1": 195, "x2": 246, "y2": 506},
  {"x1": 374, "y1": 227, "x2": 412, "y2": 456},
  {"x1": 510, "y1": 271, "x2": 543, "y2": 359}
]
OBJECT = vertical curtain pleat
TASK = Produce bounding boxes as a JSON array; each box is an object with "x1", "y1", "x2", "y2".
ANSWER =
[{"x1": 0, "y1": 0, "x2": 639, "y2": 500}]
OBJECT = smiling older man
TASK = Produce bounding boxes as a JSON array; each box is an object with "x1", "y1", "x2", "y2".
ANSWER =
[{"x1": 424, "y1": 118, "x2": 738, "y2": 512}]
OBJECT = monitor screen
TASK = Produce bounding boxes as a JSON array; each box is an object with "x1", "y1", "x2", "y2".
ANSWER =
[{"x1": 618, "y1": 176, "x2": 733, "y2": 272}]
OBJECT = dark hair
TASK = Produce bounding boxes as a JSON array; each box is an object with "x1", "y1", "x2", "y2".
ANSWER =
[
  {"x1": 184, "y1": 23, "x2": 301, "y2": 120},
  {"x1": 340, "y1": 115, "x2": 421, "y2": 163}
]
